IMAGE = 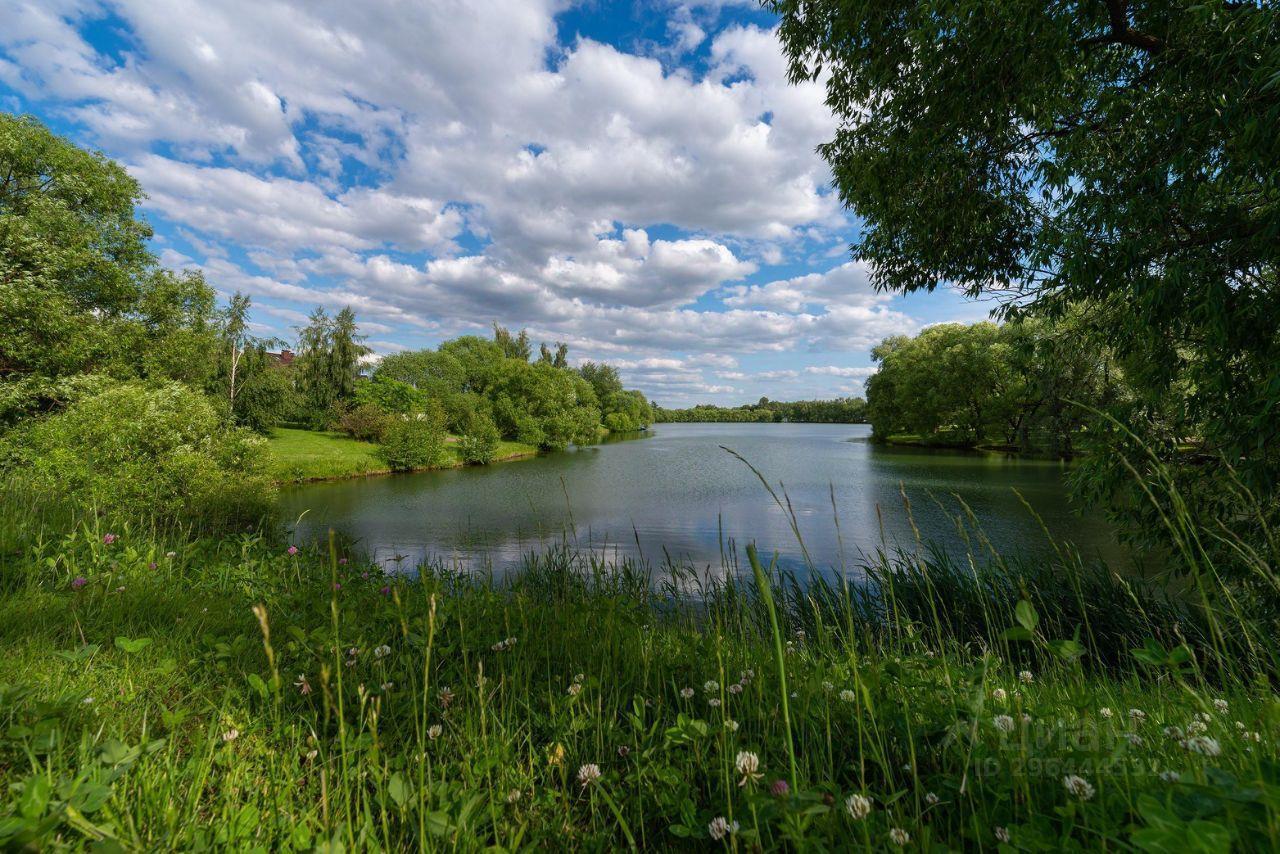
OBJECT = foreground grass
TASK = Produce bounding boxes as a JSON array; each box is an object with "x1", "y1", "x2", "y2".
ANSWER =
[
  {"x1": 267, "y1": 428, "x2": 538, "y2": 482},
  {"x1": 1, "y1": 516, "x2": 1278, "y2": 851}
]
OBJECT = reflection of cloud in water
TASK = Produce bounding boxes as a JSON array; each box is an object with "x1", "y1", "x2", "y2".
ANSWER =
[{"x1": 281, "y1": 423, "x2": 1123, "y2": 587}]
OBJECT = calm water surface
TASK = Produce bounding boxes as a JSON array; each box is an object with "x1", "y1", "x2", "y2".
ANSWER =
[{"x1": 280, "y1": 423, "x2": 1121, "y2": 579}]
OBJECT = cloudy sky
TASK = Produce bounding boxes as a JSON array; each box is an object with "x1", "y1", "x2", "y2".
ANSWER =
[{"x1": 1, "y1": 0, "x2": 990, "y2": 405}]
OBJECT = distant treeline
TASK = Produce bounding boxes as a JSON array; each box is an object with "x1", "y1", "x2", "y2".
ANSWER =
[{"x1": 654, "y1": 397, "x2": 867, "y2": 424}]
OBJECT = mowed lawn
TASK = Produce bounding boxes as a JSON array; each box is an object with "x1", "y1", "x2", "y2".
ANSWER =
[{"x1": 266, "y1": 427, "x2": 538, "y2": 482}]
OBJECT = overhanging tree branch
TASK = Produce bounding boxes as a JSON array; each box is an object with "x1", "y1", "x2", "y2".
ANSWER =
[{"x1": 1078, "y1": 0, "x2": 1164, "y2": 53}]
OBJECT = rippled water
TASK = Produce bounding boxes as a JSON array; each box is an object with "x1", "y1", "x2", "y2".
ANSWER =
[{"x1": 279, "y1": 422, "x2": 1122, "y2": 579}]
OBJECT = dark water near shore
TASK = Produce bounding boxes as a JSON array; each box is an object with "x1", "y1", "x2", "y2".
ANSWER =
[{"x1": 279, "y1": 422, "x2": 1122, "y2": 579}]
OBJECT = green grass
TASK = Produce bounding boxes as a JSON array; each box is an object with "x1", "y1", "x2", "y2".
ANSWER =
[
  {"x1": 266, "y1": 428, "x2": 538, "y2": 483},
  {"x1": 1, "y1": 497, "x2": 1278, "y2": 850}
]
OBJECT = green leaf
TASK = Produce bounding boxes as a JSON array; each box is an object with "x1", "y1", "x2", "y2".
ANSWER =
[
  {"x1": 69, "y1": 783, "x2": 113, "y2": 814},
  {"x1": 387, "y1": 773, "x2": 410, "y2": 808},
  {"x1": 18, "y1": 776, "x2": 50, "y2": 819},
  {"x1": 1047, "y1": 638, "x2": 1086, "y2": 661},
  {"x1": 113, "y1": 636, "x2": 152, "y2": 654},
  {"x1": 245, "y1": 673, "x2": 268, "y2": 699},
  {"x1": 1014, "y1": 600, "x2": 1039, "y2": 633}
]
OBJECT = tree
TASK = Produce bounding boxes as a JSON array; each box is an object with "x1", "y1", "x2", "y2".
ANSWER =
[
  {"x1": 0, "y1": 114, "x2": 220, "y2": 420},
  {"x1": 295, "y1": 307, "x2": 334, "y2": 427},
  {"x1": 492, "y1": 323, "x2": 531, "y2": 361},
  {"x1": 329, "y1": 306, "x2": 370, "y2": 402},
  {"x1": 770, "y1": 0, "x2": 1280, "y2": 559},
  {"x1": 293, "y1": 305, "x2": 369, "y2": 427}
]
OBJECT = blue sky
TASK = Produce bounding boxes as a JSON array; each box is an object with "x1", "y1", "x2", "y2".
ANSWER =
[{"x1": 0, "y1": 0, "x2": 988, "y2": 405}]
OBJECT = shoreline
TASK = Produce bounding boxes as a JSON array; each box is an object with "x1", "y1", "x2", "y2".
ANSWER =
[
  {"x1": 267, "y1": 427, "x2": 541, "y2": 485},
  {"x1": 273, "y1": 447, "x2": 541, "y2": 485}
]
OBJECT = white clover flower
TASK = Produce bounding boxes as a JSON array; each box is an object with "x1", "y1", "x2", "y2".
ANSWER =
[
  {"x1": 708, "y1": 697, "x2": 721, "y2": 708},
  {"x1": 741, "y1": 668, "x2": 755, "y2": 681},
  {"x1": 438, "y1": 686, "x2": 455, "y2": 708},
  {"x1": 1184, "y1": 735, "x2": 1221, "y2": 756},
  {"x1": 567, "y1": 682, "x2": 582, "y2": 697},
  {"x1": 840, "y1": 689, "x2": 856, "y2": 703},
  {"x1": 724, "y1": 719, "x2": 739, "y2": 732},
  {"x1": 845, "y1": 793, "x2": 872, "y2": 820},
  {"x1": 995, "y1": 826, "x2": 1011, "y2": 843},
  {"x1": 1125, "y1": 732, "x2": 1144, "y2": 746},
  {"x1": 82, "y1": 696, "x2": 94, "y2": 705},
  {"x1": 427, "y1": 724, "x2": 442, "y2": 740},
  {"x1": 222, "y1": 728, "x2": 240, "y2": 743},
  {"x1": 703, "y1": 680, "x2": 719, "y2": 693},
  {"x1": 573, "y1": 673, "x2": 584, "y2": 684},
  {"x1": 729, "y1": 683, "x2": 743, "y2": 695},
  {"x1": 380, "y1": 681, "x2": 394, "y2": 691},
  {"x1": 506, "y1": 789, "x2": 521, "y2": 804},
  {"x1": 491, "y1": 641, "x2": 506, "y2": 652},
  {"x1": 924, "y1": 792, "x2": 939, "y2": 806},
  {"x1": 993, "y1": 714, "x2": 1015, "y2": 733},
  {"x1": 735, "y1": 750, "x2": 762, "y2": 786},
  {"x1": 822, "y1": 681, "x2": 834, "y2": 692},
  {"x1": 577, "y1": 763, "x2": 601, "y2": 787},
  {"x1": 992, "y1": 688, "x2": 1008, "y2": 702},
  {"x1": 1062, "y1": 775, "x2": 1095, "y2": 800},
  {"x1": 680, "y1": 687, "x2": 695, "y2": 699},
  {"x1": 347, "y1": 647, "x2": 359, "y2": 658},
  {"x1": 1018, "y1": 670, "x2": 1033, "y2": 684},
  {"x1": 707, "y1": 816, "x2": 738, "y2": 840},
  {"x1": 889, "y1": 828, "x2": 910, "y2": 846},
  {"x1": 1164, "y1": 725, "x2": 1184, "y2": 739},
  {"x1": 1196, "y1": 711, "x2": 1212, "y2": 723},
  {"x1": 1187, "y1": 719, "x2": 1208, "y2": 735},
  {"x1": 1099, "y1": 707, "x2": 1114, "y2": 719},
  {"x1": 1213, "y1": 699, "x2": 1229, "y2": 714},
  {"x1": 373, "y1": 644, "x2": 391, "y2": 659},
  {"x1": 1129, "y1": 708, "x2": 1146, "y2": 722},
  {"x1": 1159, "y1": 770, "x2": 1181, "y2": 783}
]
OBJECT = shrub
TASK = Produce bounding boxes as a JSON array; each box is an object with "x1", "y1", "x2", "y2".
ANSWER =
[
  {"x1": 378, "y1": 407, "x2": 447, "y2": 471},
  {"x1": 3, "y1": 381, "x2": 275, "y2": 529},
  {"x1": 337, "y1": 402, "x2": 391, "y2": 442},
  {"x1": 457, "y1": 411, "x2": 501, "y2": 465}
]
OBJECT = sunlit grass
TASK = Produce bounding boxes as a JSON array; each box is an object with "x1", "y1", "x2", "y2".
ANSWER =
[{"x1": 266, "y1": 427, "x2": 538, "y2": 483}]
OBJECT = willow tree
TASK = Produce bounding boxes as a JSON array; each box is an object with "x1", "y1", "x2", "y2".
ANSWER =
[{"x1": 770, "y1": 0, "x2": 1280, "y2": 563}]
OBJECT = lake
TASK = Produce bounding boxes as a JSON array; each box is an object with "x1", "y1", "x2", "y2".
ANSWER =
[{"x1": 279, "y1": 422, "x2": 1122, "y2": 579}]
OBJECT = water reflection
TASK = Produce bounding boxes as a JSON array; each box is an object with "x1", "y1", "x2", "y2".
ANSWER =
[{"x1": 280, "y1": 423, "x2": 1122, "y2": 581}]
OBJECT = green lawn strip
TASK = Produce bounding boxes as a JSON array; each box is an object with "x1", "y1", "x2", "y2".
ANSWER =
[{"x1": 266, "y1": 428, "x2": 538, "y2": 483}]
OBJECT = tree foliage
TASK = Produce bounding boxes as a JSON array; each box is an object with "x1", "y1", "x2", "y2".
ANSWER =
[
  {"x1": 2, "y1": 381, "x2": 274, "y2": 528},
  {"x1": 770, "y1": 0, "x2": 1280, "y2": 560},
  {"x1": 655, "y1": 398, "x2": 867, "y2": 424},
  {"x1": 371, "y1": 327, "x2": 647, "y2": 451},
  {"x1": 0, "y1": 114, "x2": 221, "y2": 421},
  {"x1": 866, "y1": 318, "x2": 1121, "y2": 453},
  {"x1": 294, "y1": 306, "x2": 370, "y2": 428}
]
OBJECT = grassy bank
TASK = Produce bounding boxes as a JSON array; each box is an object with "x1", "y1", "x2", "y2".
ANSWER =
[
  {"x1": 267, "y1": 428, "x2": 538, "y2": 483},
  {"x1": 1, "y1": 502, "x2": 1277, "y2": 850}
]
